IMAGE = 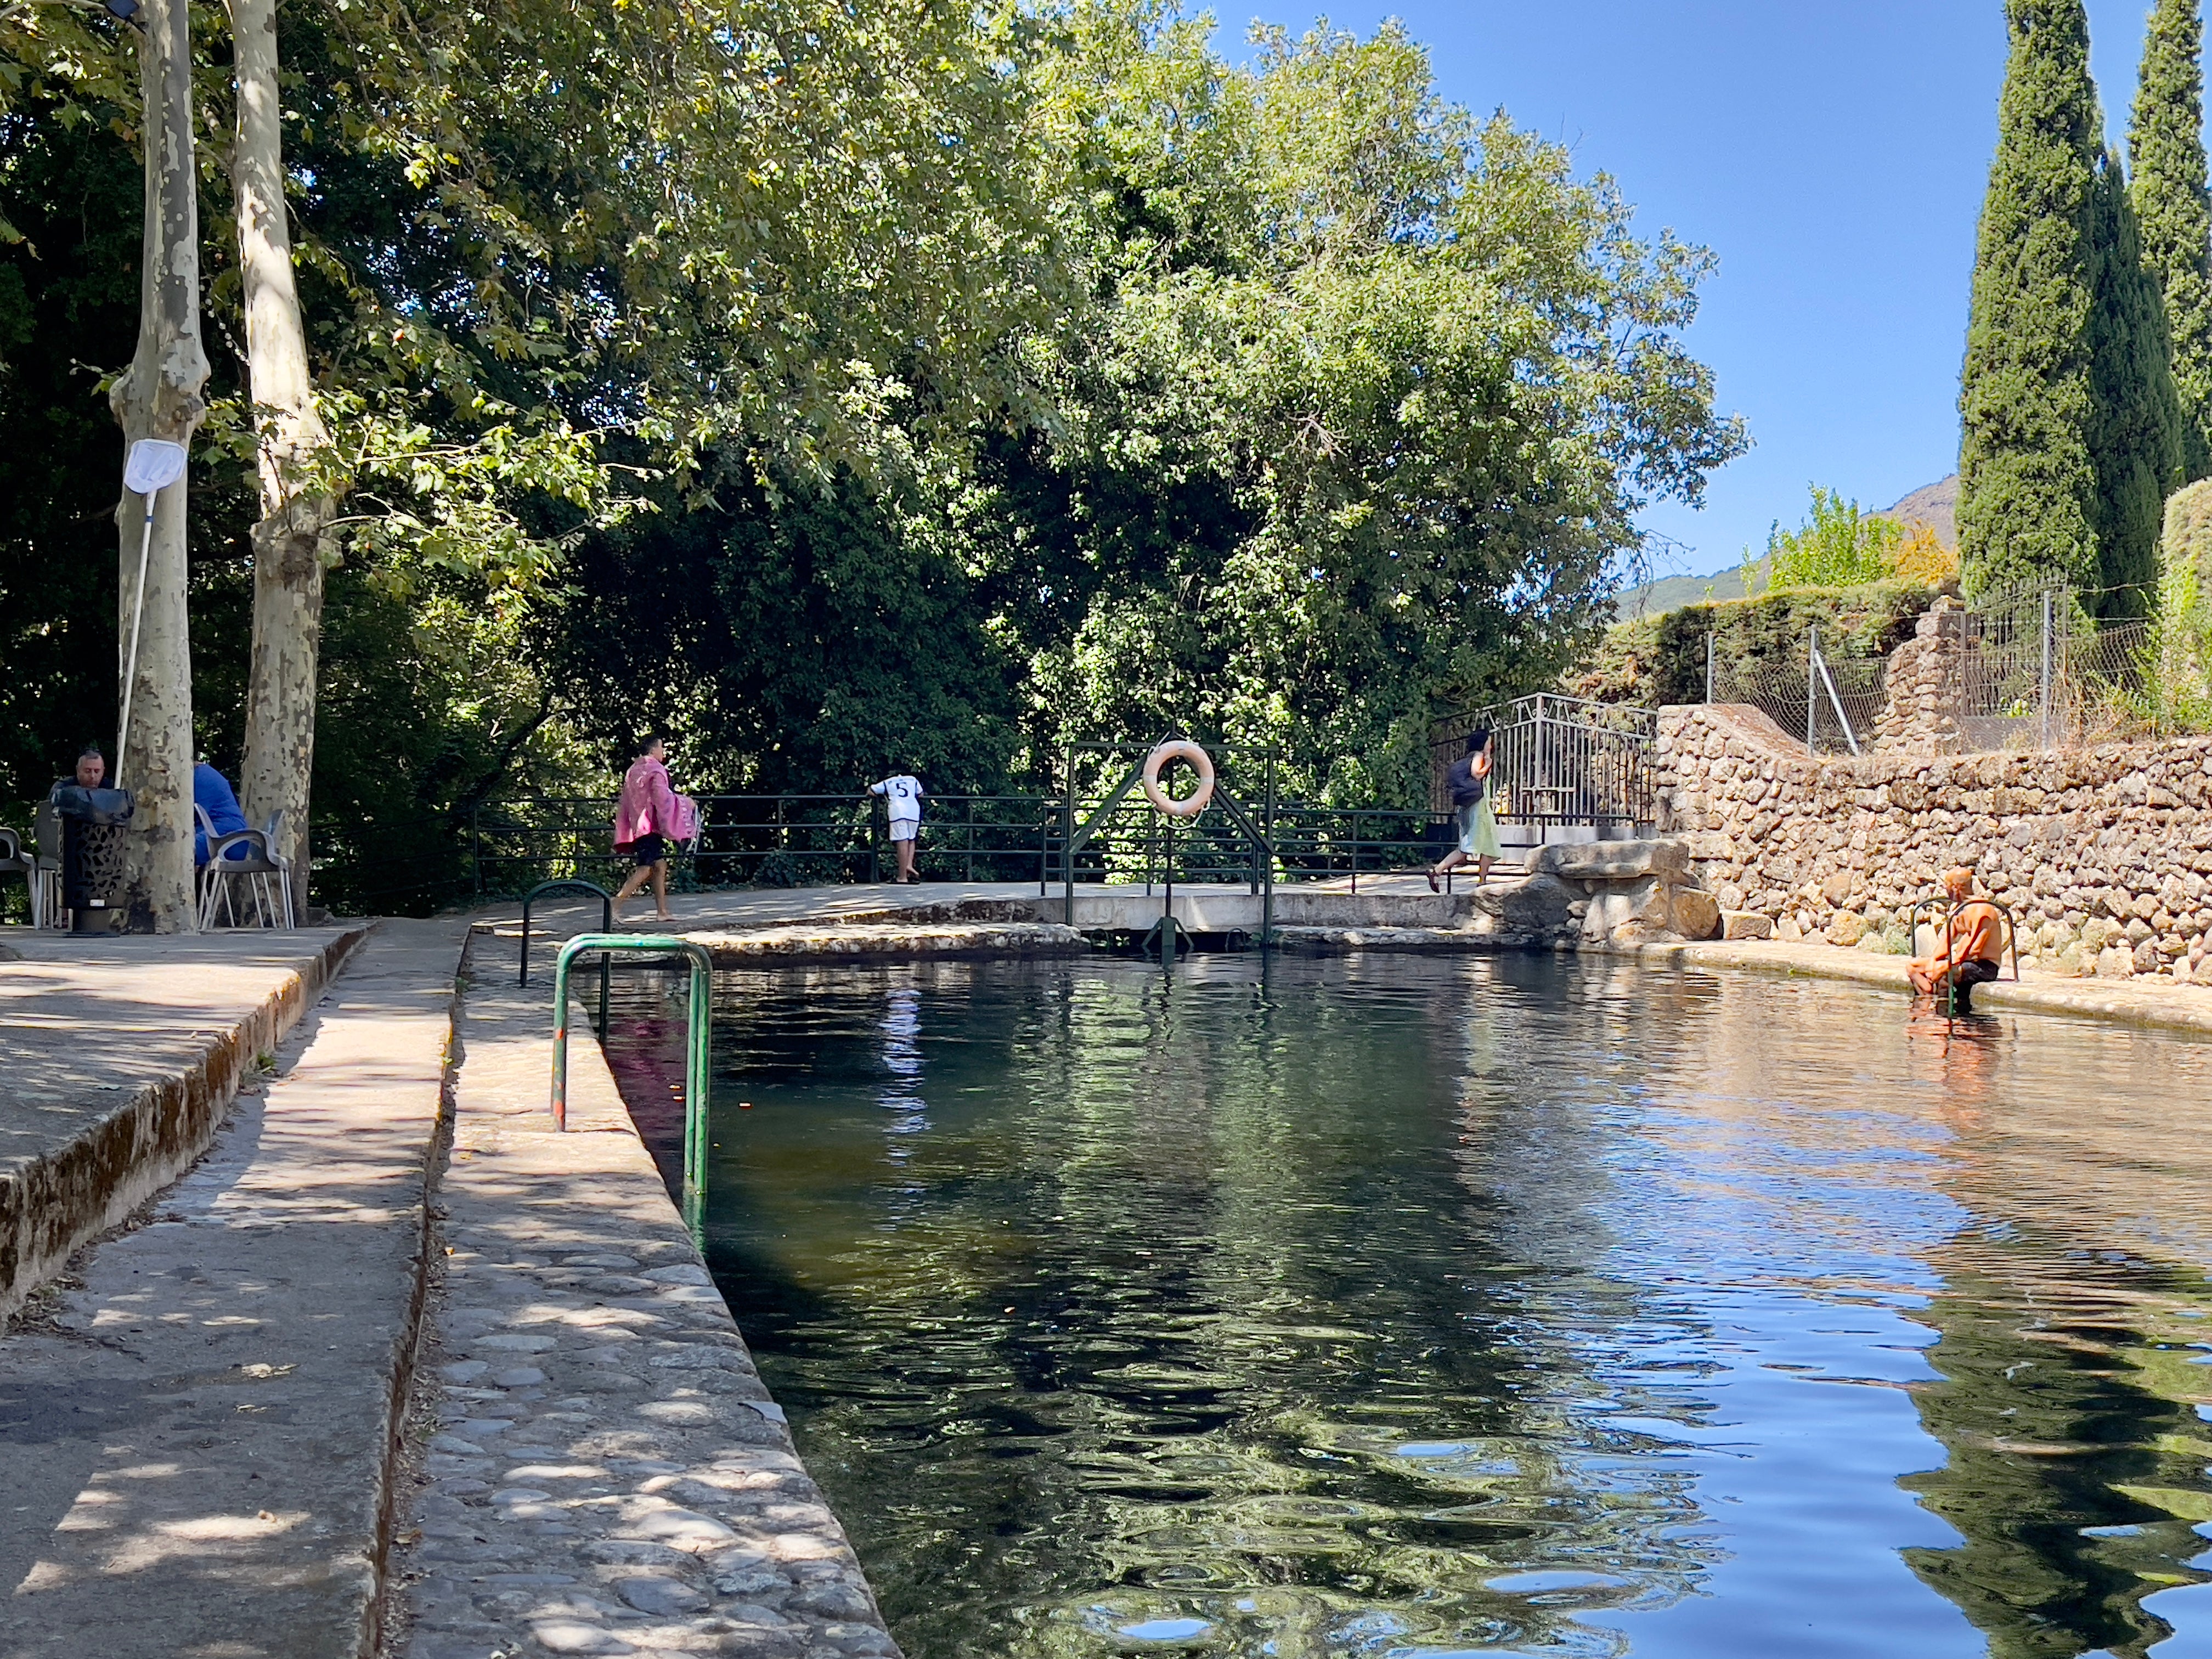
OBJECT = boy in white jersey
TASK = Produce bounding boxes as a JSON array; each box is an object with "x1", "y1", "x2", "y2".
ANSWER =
[{"x1": 869, "y1": 773, "x2": 926, "y2": 883}]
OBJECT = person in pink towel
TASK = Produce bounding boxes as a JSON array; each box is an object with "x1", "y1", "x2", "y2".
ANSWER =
[{"x1": 612, "y1": 736, "x2": 679, "y2": 922}]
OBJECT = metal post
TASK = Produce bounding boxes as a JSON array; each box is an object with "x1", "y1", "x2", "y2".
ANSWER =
[
  {"x1": 1705, "y1": 630, "x2": 1716, "y2": 704},
  {"x1": 520, "y1": 879, "x2": 614, "y2": 985},
  {"x1": 1262, "y1": 753, "x2": 1276, "y2": 948},
  {"x1": 684, "y1": 952, "x2": 712, "y2": 1234},
  {"x1": 2040, "y1": 588, "x2": 2055, "y2": 750},
  {"x1": 1161, "y1": 815, "x2": 1175, "y2": 970},
  {"x1": 1062, "y1": 757, "x2": 1076, "y2": 924},
  {"x1": 1807, "y1": 624, "x2": 1820, "y2": 751},
  {"x1": 472, "y1": 803, "x2": 484, "y2": 899}
]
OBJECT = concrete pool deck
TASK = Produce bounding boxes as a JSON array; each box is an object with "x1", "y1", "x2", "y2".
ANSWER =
[
  {"x1": 0, "y1": 918, "x2": 460, "y2": 1659},
  {"x1": 384, "y1": 941, "x2": 900, "y2": 1659},
  {"x1": 0, "y1": 922, "x2": 369, "y2": 1325},
  {"x1": 1, "y1": 913, "x2": 903, "y2": 1659}
]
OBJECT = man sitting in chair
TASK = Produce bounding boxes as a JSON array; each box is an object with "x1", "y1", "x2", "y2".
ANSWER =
[
  {"x1": 193, "y1": 759, "x2": 251, "y2": 867},
  {"x1": 1909, "y1": 867, "x2": 2008, "y2": 1013}
]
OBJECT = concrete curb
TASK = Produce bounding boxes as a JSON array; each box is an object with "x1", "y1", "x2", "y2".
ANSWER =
[
  {"x1": 689, "y1": 919, "x2": 1090, "y2": 964},
  {"x1": 0, "y1": 921, "x2": 372, "y2": 1326},
  {"x1": 1274, "y1": 925, "x2": 1531, "y2": 953},
  {"x1": 365, "y1": 936, "x2": 466, "y2": 1658},
  {"x1": 1629, "y1": 936, "x2": 2212, "y2": 1037}
]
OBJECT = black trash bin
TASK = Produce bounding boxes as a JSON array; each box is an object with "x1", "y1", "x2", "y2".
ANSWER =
[{"x1": 52, "y1": 785, "x2": 136, "y2": 933}]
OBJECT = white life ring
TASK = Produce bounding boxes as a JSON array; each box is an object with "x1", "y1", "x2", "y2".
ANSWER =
[{"x1": 1141, "y1": 740, "x2": 1216, "y2": 817}]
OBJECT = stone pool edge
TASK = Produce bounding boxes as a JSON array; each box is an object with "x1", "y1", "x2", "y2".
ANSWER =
[
  {"x1": 382, "y1": 931, "x2": 904, "y2": 1659},
  {"x1": 1627, "y1": 935, "x2": 2212, "y2": 1037}
]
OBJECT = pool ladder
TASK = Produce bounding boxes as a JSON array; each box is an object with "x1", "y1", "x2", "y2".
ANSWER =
[{"x1": 550, "y1": 933, "x2": 714, "y2": 1234}]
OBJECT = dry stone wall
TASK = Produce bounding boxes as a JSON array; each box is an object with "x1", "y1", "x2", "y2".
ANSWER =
[
  {"x1": 1869, "y1": 595, "x2": 1971, "y2": 755},
  {"x1": 1655, "y1": 703, "x2": 2212, "y2": 984}
]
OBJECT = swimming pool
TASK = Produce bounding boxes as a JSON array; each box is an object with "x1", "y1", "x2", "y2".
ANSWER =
[{"x1": 603, "y1": 953, "x2": 2212, "y2": 1658}]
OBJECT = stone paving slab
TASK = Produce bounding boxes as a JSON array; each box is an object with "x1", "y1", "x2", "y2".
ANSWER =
[
  {"x1": 0, "y1": 923, "x2": 369, "y2": 1323},
  {"x1": 386, "y1": 936, "x2": 901, "y2": 1659},
  {"x1": 0, "y1": 918, "x2": 464, "y2": 1658}
]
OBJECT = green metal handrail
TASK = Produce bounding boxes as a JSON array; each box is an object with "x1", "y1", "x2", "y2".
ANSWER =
[{"x1": 550, "y1": 933, "x2": 714, "y2": 1230}]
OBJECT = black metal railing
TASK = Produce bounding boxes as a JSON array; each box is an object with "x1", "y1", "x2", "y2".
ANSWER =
[
  {"x1": 307, "y1": 787, "x2": 1469, "y2": 915},
  {"x1": 1431, "y1": 693, "x2": 1658, "y2": 827}
]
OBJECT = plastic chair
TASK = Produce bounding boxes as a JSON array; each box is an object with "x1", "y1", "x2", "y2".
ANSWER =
[
  {"x1": 31, "y1": 800, "x2": 63, "y2": 929},
  {"x1": 199, "y1": 806, "x2": 296, "y2": 930},
  {"x1": 0, "y1": 826, "x2": 40, "y2": 929}
]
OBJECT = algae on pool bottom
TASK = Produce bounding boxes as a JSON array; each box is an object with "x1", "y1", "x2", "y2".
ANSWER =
[{"x1": 602, "y1": 952, "x2": 2212, "y2": 1659}]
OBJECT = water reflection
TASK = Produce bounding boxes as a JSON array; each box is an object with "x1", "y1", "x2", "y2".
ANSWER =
[{"x1": 599, "y1": 955, "x2": 2212, "y2": 1659}]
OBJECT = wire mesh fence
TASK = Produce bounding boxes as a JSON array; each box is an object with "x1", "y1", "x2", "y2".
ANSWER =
[
  {"x1": 1709, "y1": 626, "x2": 1886, "y2": 756},
  {"x1": 1702, "y1": 584, "x2": 2192, "y2": 755},
  {"x1": 1959, "y1": 585, "x2": 2168, "y2": 749}
]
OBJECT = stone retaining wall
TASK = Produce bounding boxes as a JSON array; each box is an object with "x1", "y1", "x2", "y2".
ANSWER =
[{"x1": 1655, "y1": 703, "x2": 2212, "y2": 983}]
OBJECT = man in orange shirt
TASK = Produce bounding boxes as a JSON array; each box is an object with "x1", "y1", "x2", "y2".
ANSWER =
[{"x1": 1910, "y1": 867, "x2": 2008, "y2": 1012}]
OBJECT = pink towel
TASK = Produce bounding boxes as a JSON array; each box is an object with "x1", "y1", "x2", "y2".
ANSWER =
[
  {"x1": 668, "y1": 792, "x2": 700, "y2": 844},
  {"x1": 613, "y1": 756, "x2": 679, "y2": 850}
]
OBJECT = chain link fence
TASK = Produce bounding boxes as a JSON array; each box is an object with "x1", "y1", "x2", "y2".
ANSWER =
[
  {"x1": 1709, "y1": 625, "x2": 1887, "y2": 755},
  {"x1": 1704, "y1": 584, "x2": 2185, "y2": 755}
]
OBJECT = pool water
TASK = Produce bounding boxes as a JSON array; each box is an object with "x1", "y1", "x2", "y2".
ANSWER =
[{"x1": 601, "y1": 953, "x2": 2212, "y2": 1659}]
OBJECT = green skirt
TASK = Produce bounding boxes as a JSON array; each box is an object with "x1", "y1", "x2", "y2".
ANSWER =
[{"x1": 1458, "y1": 798, "x2": 1502, "y2": 859}]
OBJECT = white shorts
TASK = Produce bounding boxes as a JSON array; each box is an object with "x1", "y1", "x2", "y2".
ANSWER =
[{"x1": 888, "y1": 817, "x2": 920, "y2": 842}]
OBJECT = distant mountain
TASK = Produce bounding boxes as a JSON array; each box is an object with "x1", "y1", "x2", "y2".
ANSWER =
[
  {"x1": 1878, "y1": 475, "x2": 1957, "y2": 548},
  {"x1": 1611, "y1": 559, "x2": 1769, "y2": 620},
  {"x1": 1613, "y1": 475, "x2": 1958, "y2": 620}
]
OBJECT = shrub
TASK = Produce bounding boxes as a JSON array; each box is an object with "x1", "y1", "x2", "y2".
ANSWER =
[
  {"x1": 753, "y1": 850, "x2": 806, "y2": 888},
  {"x1": 1891, "y1": 524, "x2": 1961, "y2": 586},
  {"x1": 1768, "y1": 487, "x2": 1906, "y2": 588},
  {"x1": 1567, "y1": 580, "x2": 1943, "y2": 708}
]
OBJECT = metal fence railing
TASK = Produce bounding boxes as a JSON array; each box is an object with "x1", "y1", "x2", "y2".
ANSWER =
[
  {"x1": 465, "y1": 793, "x2": 1054, "y2": 899},
  {"x1": 1430, "y1": 694, "x2": 1658, "y2": 828},
  {"x1": 300, "y1": 784, "x2": 1483, "y2": 917}
]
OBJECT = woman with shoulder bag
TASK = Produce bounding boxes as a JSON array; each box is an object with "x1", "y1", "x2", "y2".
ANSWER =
[{"x1": 1429, "y1": 729, "x2": 1500, "y2": 891}]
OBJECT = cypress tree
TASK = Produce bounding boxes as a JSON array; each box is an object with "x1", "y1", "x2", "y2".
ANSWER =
[
  {"x1": 2088, "y1": 147, "x2": 2186, "y2": 614},
  {"x1": 1958, "y1": 0, "x2": 2104, "y2": 601},
  {"x1": 2130, "y1": 0, "x2": 2212, "y2": 482}
]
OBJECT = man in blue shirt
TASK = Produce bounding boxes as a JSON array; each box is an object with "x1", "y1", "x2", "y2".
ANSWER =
[{"x1": 193, "y1": 760, "x2": 251, "y2": 867}]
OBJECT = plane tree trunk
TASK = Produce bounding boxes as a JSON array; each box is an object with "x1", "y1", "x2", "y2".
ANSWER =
[
  {"x1": 108, "y1": 0, "x2": 208, "y2": 933},
  {"x1": 232, "y1": 0, "x2": 331, "y2": 918}
]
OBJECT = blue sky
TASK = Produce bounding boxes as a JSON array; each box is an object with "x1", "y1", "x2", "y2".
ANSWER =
[{"x1": 1234, "y1": 2, "x2": 2181, "y2": 579}]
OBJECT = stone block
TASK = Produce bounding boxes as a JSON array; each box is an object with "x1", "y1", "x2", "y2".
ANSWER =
[
  {"x1": 1672, "y1": 887, "x2": 1722, "y2": 941},
  {"x1": 1720, "y1": 911, "x2": 1773, "y2": 941},
  {"x1": 1827, "y1": 911, "x2": 1869, "y2": 947},
  {"x1": 1579, "y1": 877, "x2": 1664, "y2": 947},
  {"x1": 1533, "y1": 839, "x2": 1691, "y2": 882},
  {"x1": 2097, "y1": 946, "x2": 2136, "y2": 980},
  {"x1": 1467, "y1": 872, "x2": 1577, "y2": 939}
]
